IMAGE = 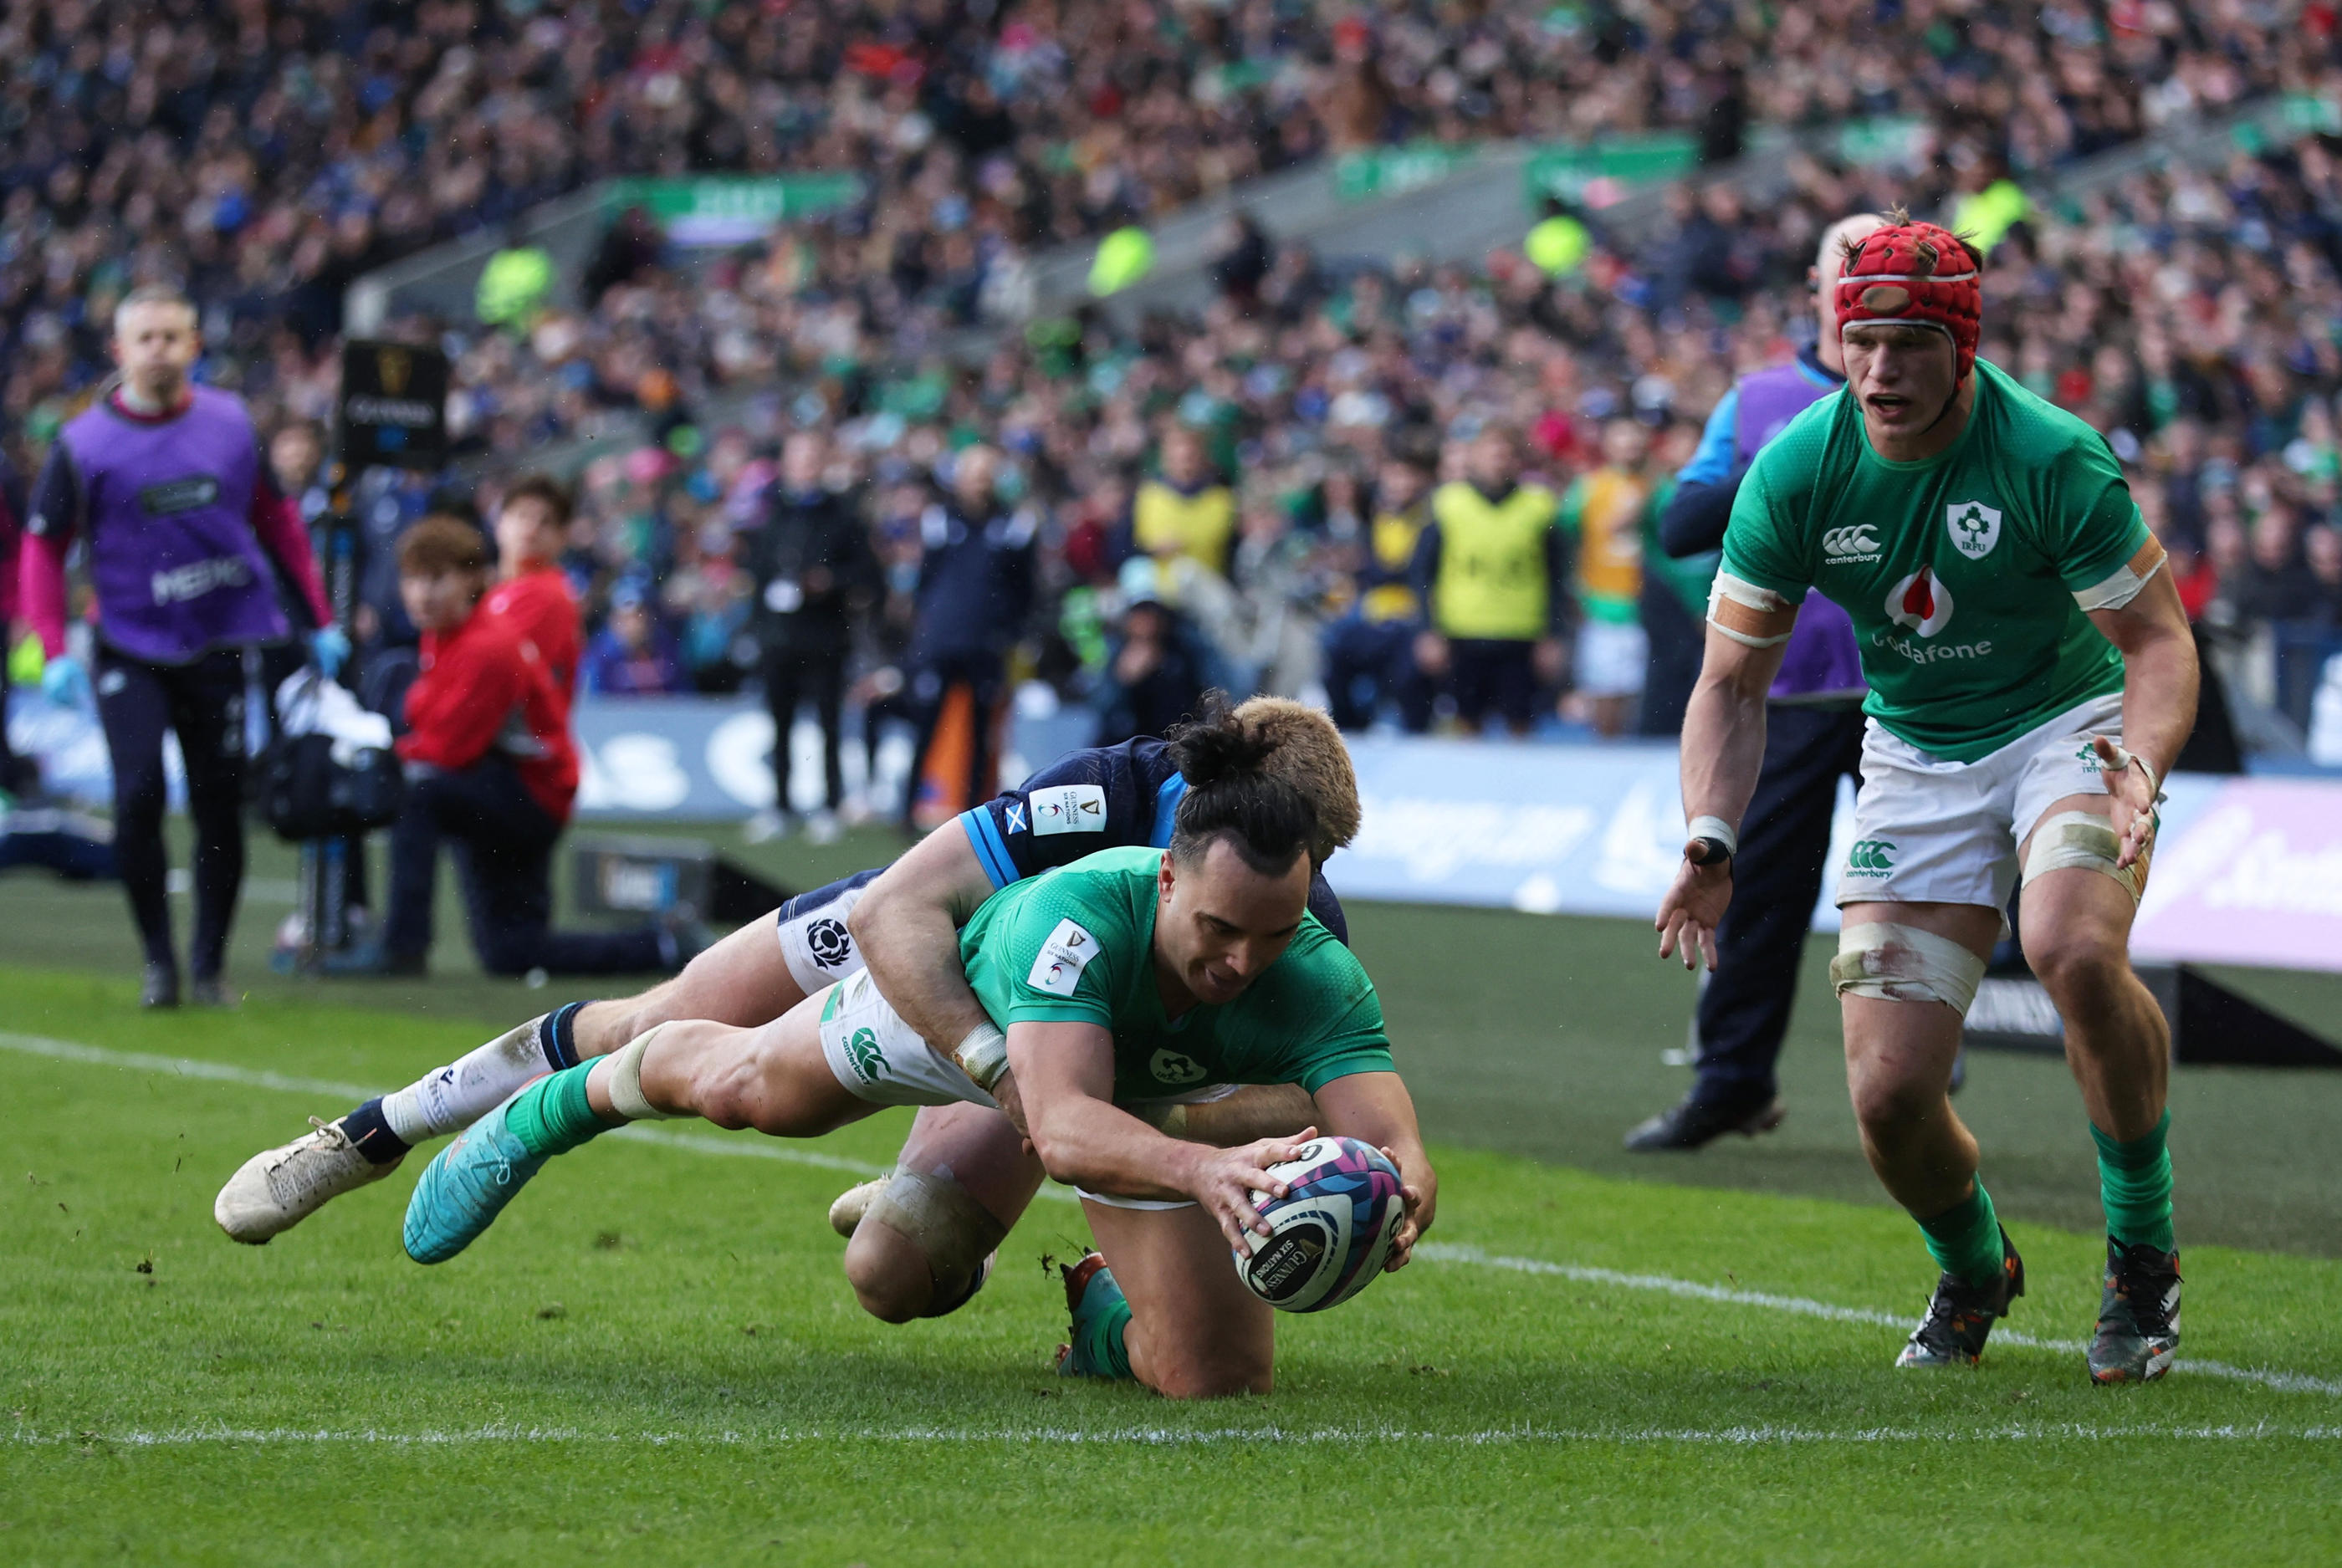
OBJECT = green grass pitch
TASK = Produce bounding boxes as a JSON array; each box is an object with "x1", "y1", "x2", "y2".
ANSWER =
[{"x1": 3, "y1": 827, "x2": 2340, "y2": 1564}]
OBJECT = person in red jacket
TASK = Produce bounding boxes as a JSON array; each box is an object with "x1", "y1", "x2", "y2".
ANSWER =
[
  {"x1": 481, "y1": 472, "x2": 581, "y2": 707},
  {"x1": 361, "y1": 516, "x2": 680, "y2": 978}
]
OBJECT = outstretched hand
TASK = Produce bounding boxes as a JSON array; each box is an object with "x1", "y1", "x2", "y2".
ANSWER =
[
  {"x1": 1654, "y1": 852, "x2": 1733, "y2": 972},
  {"x1": 2091, "y1": 735, "x2": 2159, "y2": 871},
  {"x1": 1193, "y1": 1127, "x2": 1318, "y2": 1256},
  {"x1": 1379, "y1": 1143, "x2": 1434, "y2": 1273}
]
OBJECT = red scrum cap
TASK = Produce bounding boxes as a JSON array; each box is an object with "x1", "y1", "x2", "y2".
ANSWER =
[{"x1": 1834, "y1": 216, "x2": 1981, "y2": 382}]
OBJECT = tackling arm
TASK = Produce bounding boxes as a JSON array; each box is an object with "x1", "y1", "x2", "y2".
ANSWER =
[{"x1": 846, "y1": 826, "x2": 999, "y2": 1059}]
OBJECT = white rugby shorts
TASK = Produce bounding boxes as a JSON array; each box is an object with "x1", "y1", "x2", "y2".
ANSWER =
[
  {"x1": 1835, "y1": 690, "x2": 2126, "y2": 925},
  {"x1": 775, "y1": 871, "x2": 880, "y2": 994},
  {"x1": 816, "y1": 968, "x2": 1235, "y2": 1211},
  {"x1": 1574, "y1": 619, "x2": 1649, "y2": 698},
  {"x1": 816, "y1": 968, "x2": 998, "y2": 1109}
]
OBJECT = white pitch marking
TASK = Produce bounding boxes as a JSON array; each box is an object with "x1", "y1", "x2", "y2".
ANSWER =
[
  {"x1": 1419, "y1": 1244, "x2": 2342, "y2": 1397},
  {"x1": 8, "y1": 1423, "x2": 2340, "y2": 1448},
  {"x1": 4, "y1": 1030, "x2": 2335, "y2": 1394}
]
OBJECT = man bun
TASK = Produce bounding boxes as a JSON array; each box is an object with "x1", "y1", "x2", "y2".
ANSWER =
[{"x1": 1165, "y1": 692, "x2": 1359, "y2": 866}]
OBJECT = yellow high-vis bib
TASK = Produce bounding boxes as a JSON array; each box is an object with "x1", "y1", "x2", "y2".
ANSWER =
[{"x1": 1429, "y1": 481, "x2": 1558, "y2": 640}]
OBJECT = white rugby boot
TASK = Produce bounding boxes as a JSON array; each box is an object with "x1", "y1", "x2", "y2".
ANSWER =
[
  {"x1": 214, "y1": 1117, "x2": 402, "y2": 1244},
  {"x1": 827, "y1": 1177, "x2": 888, "y2": 1238}
]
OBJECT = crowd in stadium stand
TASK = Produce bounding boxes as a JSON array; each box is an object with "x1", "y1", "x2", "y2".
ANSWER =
[
  {"x1": 3, "y1": 1, "x2": 2332, "y2": 437},
  {"x1": 354, "y1": 131, "x2": 2342, "y2": 775},
  {"x1": 8, "y1": 2, "x2": 2342, "y2": 785}
]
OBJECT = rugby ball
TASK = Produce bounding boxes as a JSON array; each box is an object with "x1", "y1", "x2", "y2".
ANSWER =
[{"x1": 1234, "y1": 1136, "x2": 1406, "y2": 1313}]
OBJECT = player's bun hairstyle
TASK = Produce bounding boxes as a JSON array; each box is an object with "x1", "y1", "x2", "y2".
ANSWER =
[
  {"x1": 501, "y1": 472, "x2": 574, "y2": 528},
  {"x1": 1166, "y1": 692, "x2": 1359, "y2": 873},
  {"x1": 396, "y1": 513, "x2": 491, "y2": 577}
]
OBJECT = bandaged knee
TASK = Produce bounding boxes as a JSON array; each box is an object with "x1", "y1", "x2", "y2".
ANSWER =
[
  {"x1": 2023, "y1": 810, "x2": 2148, "y2": 902},
  {"x1": 864, "y1": 1168, "x2": 1008, "y2": 1308},
  {"x1": 1830, "y1": 922, "x2": 1987, "y2": 1016}
]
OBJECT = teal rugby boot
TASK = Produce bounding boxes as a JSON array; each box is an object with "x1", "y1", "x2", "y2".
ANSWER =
[{"x1": 402, "y1": 1090, "x2": 547, "y2": 1264}]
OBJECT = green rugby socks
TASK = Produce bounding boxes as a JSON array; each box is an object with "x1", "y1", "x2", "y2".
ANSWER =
[
  {"x1": 2092, "y1": 1111, "x2": 2176, "y2": 1254},
  {"x1": 1915, "y1": 1179, "x2": 2006, "y2": 1290},
  {"x1": 503, "y1": 1064, "x2": 616, "y2": 1159}
]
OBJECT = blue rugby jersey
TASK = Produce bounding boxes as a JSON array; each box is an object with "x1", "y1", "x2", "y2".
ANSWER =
[{"x1": 958, "y1": 738, "x2": 1348, "y2": 942}]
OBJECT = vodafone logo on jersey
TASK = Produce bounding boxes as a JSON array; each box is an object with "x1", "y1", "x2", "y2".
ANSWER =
[{"x1": 1884, "y1": 565, "x2": 1955, "y2": 637}]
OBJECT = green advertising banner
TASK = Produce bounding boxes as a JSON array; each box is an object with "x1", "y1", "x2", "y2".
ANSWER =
[
  {"x1": 1521, "y1": 132, "x2": 1700, "y2": 206},
  {"x1": 1333, "y1": 143, "x2": 1481, "y2": 203},
  {"x1": 605, "y1": 175, "x2": 863, "y2": 246}
]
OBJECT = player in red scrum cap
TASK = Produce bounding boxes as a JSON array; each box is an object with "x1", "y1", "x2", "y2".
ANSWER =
[{"x1": 1658, "y1": 205, "x2": 2202, "y2": 1383}]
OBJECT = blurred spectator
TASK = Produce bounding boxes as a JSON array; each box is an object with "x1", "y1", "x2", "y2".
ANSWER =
[
  {"x1": 1133, "y1": 426, "x2": 1237, "y2": 578},
  {"x1": 1413, "y1": 428, "x2": 1565, "y2": 738},
  {"x1": 744, "y1": 429, "x2": 877, "y2": 843},
  {"x1": 268, "y1": 421, "x2": 330, "y2": 526},
  {"x1": 2311, "y1": 527, "x2": 2342, "y2": 626},
  {"x1": 1557, "y1": 418, "x2": 1655, "y2": 738},
  {"x1": 1093, "y1": 589, "x2": 1212, "y2": 748},
  {"x1": 1322, "y1": 455, "x2": 1434, "y2": 732},
  {"x1": 0, "y1": 447, "x2": 30, "y2": 800},
  {"x1": 580, "y1": 587, "x2": 687, "y2": 697},
  {"x1": 583, "y1": 207, "x2": 669, "y2": 309},
  {"x1": 903, "y1": 445, "x2": 1036, "y2": 827},
  {"x1": 483, "y1": 474, "x2": 584, "y2": 706}
]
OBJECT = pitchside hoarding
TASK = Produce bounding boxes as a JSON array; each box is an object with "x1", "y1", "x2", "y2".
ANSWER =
[{"x1": 6, "y1": 692, "x2": 2333, "y2": 969}]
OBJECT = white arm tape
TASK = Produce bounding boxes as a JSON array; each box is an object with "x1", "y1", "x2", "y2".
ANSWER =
[
  {"x1": 1706, "y1": 570, "x2": 1797, "y2": 647},
  {"x1": 950, "y1": 1022, "x2": 1010, "y2": 1091},
  {"x1": 2071, "y1": 549, "x2": 2166, "y2": 613},
  {"x1": 1685, "y1": 815, "x2": 1739, "y2": 857}
]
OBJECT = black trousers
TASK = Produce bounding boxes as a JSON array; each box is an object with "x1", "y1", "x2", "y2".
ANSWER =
[
  {"x1": 384, "y1": 758, "x2": 666, "y2": 977},
  {"x1": 763, "y1": 646, "x2": 846, "y2": 812},
  {"x1": 1447, "y1": 637, "x2": 1537, "y2": 732},
  {"x1": 95, "y1": 646, "x2": 247, "y2": 978},
  {"x1": 903, "y1": 652, "x2": 1003, "y2": 825},
  {"x1": 0, "y1": 657, "x2": 35, "y2": 797},
  {"x1": 1691, "y1": 702, "x2": 1869, "y2": 1098},
  {"x1": 1323, "y1": 617, "x2": 1432, "y2": 733}
]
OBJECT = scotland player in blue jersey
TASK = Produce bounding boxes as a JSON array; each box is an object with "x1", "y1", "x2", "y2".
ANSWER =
[{"x1": 217, "y1": 696, "x2": 1357, "y2": 1320}]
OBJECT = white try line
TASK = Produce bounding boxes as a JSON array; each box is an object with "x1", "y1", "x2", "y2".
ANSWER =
[
  {"x1": 1417, "y1": 1244, "x2": 2342, "y2": 1398},
  {"x1": 11, "y1": 1422, "x2": 2342, "y2": 1449},
  {"x1": 7, "y1": 1029, "x2": 2339, "y2": 1399}
]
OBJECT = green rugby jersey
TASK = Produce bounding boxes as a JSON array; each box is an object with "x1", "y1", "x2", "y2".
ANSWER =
[
  {"x1": 1721, "y1": 360, "x2": 2151, "y2": 761},
  {"x1": 958, "y1": 845, "x2": 1392, "y2": 1100}
]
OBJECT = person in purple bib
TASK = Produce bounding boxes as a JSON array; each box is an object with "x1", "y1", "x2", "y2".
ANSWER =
[
  {"x1": 19, "y1": 285, "x2": 340, "y2": 1008},
  {"x1": 1624, "y1": 216, "x2": 1885, "y2": 1150}
]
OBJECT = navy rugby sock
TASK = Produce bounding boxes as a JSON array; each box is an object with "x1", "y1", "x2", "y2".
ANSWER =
[
  {"x1": 539, "y1": 1001, "x2": 594, "y2": 1070},
  {"x1": 340, "y1": 1098, "x2": 408, "y2": 1165}
]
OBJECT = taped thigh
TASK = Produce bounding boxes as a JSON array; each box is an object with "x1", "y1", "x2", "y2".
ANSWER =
[
  {"x1": 2022, "y1": 810, "x2": 2148, "y2": 903},
  {"x1": 864, "y1": 1168, "x2": 1008, "y2": 1304},
  {"x1": 1829, "y1": 922, "x2": 1987, "y2": 1016}
]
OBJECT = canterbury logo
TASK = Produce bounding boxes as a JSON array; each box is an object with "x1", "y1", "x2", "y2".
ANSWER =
[
  {"x1": 1846, "y1": 839, "x2": 1896, "y2": 873},
  {"x1": 1823, "y1": 525, "x2": 1882, "y2": 559}
]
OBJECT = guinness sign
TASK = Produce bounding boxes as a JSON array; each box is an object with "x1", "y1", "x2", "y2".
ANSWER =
[{"x1": 337, "y1": 339, "x2": 449, "y2": 469}]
